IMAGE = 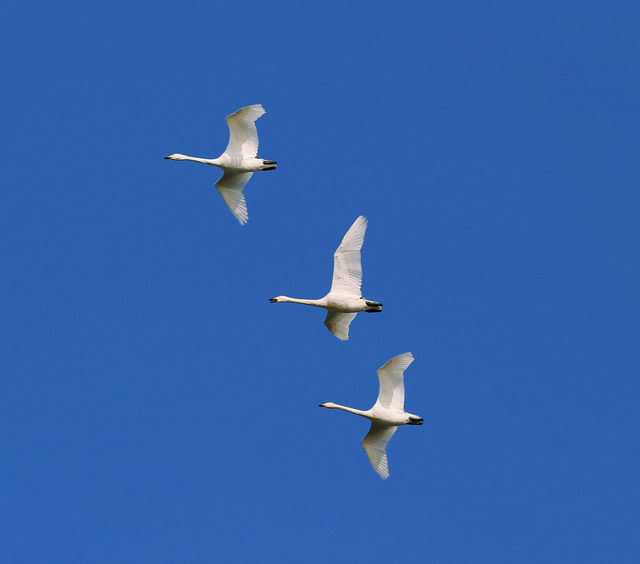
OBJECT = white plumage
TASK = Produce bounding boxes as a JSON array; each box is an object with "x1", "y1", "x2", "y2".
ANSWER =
[
  {"x1": 319, "y1": 353, "x2": 423, "y2": 479},
  {"x1": 164, "y1": 104, "x2": 276, "y2": 225},
  {"x1": 269, "y1": 216, "x2": 382, "y2": 340}
]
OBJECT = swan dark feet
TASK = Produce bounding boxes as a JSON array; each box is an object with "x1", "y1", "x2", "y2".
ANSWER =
[
  {"x1": 408, "y1": 417, "x2": 424, "y2": 425},
  {"x1": 365, "y1": 300, "x2": 383, "y2": 312},
  {"x1": 260, "y1": 160, "x2": 277, "y2": 171}
]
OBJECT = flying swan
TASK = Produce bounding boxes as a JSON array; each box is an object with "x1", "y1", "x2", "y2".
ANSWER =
[
  {"x1": 269, "y1": 216, "x2": 382, "y2": 340},
  {"x1": 319, "y1": 352, "x2": 422, "y2": 479},
  {"x1": 164, "y1": 104, "x2": 276, "y2": 225}
]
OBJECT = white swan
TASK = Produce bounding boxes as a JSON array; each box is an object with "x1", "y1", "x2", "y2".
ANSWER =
[
  {"x1": 269, "y1": 216, "x2": 382, "y2": 340},
  {"x1": 164, "y1": 104, "x2": 276, "y2": 225},
  {"x1": 319, "y1": 352, "x2": 422, "y2": 480}
]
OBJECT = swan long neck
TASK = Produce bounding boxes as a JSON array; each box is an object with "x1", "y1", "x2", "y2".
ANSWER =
[
  {"x1": 321, "y1": 402, "x2": 370, "y2": 418},
  {"x1": 278, "y1": 296, "x2": 326, "y2": 307},
  {"x1": 169, "y1": 154, "x2": 221, "y2": 166}
]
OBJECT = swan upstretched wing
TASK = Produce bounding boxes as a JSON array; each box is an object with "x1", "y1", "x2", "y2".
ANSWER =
[
  {"x1": 329, "y1": 216, "x2": 368, "y2": 296},
  {"x1": 361, "y1": 423, "x2": 398, "y2": 480},
  {"x1": 375, "y1": 352, "x2": 414, "y2": 411},
  {"x1": 324, "y1": 311, "x2": 358, "y2": 341},
  {"x1": 224, "y1": 104, "x2": 266, "y2": 158},
  {"x1": 215, "y1": 171, "x2": 253, "y2": 225}
]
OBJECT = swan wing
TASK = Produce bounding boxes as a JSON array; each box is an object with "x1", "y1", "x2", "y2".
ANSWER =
[
  {"x1": 224, "y1": 104, "x2": 266, "y2": 158},
  {"x1": 324, "y1": 311, "x2": 358, "y2": 341},
  {"x1": 375, "y1": 352, "x2": 414, "y2": 411},
  {"x1": 330, "y1": 216, "x2": 368, "y2": 295},
  {"x1": 215, "y1": 171, "x2": 253, "y2": 225},
  {"x1": 361, "y1": 423, "x2": 398, "y2": 480}
]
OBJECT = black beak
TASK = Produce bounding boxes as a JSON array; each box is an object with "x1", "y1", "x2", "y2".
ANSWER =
[
  {"x1": 269, "y1": 298, "x2": 277, "y2": 303},
  {"x1": 164, "y1": 156, "x2": 171, "y2": 160}
]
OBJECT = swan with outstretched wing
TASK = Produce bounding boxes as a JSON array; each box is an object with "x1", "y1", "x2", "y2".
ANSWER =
[
  {"x1": 165, "y1": 104, "x2": 276, "y2": 225},
  {"x1": 269, "y1": 216, "x2": 382, "y2": 340},
  {"x1": 319, "y1": 353, "x2": 423, "y2": 479}
]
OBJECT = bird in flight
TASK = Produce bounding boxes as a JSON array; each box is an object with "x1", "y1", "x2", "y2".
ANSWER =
[
  {"x1": 165, "y1": 104, "x2": 276, "y2": 225},
  {"x1": 319, "y1": 352, "x2": 422, "y2": 479},
  {"x1": 269, "y1": 216, "x2": 382, "y2": 340}
]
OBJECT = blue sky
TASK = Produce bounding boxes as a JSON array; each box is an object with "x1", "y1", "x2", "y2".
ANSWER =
[{"x1": 2, "y1": 1, "x2": 639, "y2": 562}]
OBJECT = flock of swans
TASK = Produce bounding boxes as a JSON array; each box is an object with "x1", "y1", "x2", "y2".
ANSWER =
[{"x1": 165, "y1": 104, "x2": 422, "y2": 479}]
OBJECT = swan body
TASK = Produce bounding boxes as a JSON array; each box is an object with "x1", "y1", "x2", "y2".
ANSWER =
[
  {"x1": 319, "y1": 352, "x2": 422, "y2": 480},
  {"x1": 164, "y1": 104, "x2": 276, "y2": 225},
  {"x1": 269, "y1": 216, "x2": 382, "y2": 340}
]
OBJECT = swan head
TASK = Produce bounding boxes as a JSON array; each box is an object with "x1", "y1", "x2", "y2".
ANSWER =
[
  {"x1": 318, "y1": 402, "x2": 338, "y2": 409},
  {"x1": 269, "y1": 296, "x2": 287, "y2": 303},
  {"x1": 164, "y1": 153, "x2": 187, "y2": 160}
]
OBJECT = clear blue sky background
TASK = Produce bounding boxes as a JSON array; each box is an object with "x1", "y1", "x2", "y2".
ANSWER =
[{"x1": 2, "y1": 1, "x2": 639, "y2": 562}]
